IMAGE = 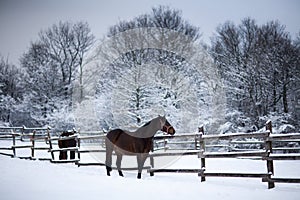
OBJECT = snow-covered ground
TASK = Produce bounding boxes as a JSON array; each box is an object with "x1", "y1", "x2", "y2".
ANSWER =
[{"x1": 1, "y1": 150, "x2": 300, "y2": 200}]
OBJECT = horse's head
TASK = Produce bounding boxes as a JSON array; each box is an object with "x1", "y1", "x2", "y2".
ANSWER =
[{"x1": 159, "y1": 115, "x2": 175, "y2": 135}]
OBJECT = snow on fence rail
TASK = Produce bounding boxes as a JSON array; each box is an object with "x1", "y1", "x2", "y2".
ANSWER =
[{"x1": 1, "y1": 121, "x2": 300, "y2": 189}]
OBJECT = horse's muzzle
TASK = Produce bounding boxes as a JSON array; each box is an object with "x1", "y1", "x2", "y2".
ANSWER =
[{"x1": 168, "y1": 127, "x2": 175, "y2": 135}]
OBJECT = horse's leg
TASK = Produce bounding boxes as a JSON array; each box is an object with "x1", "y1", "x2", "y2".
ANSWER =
[
  {"x1": 116, "y1": 152, "x2": 124, "y2": 177},
  {"x1": 137, "y1": 154, "x2": 148, "y2": 179},
  {"x1": 105, "y1": 140, "x2": 113, "y2": 176},
  {"x1": 70, "y1": 150, "x2": 75, "y2": 159}
]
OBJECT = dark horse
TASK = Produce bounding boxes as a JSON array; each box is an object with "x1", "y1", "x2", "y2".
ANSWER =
[
  {"x1": 105, "y1": 115, "x2": 175, "y2": 179},
  {"x1": 58, "y1": 130, "x2": 77, "y2": 160}
]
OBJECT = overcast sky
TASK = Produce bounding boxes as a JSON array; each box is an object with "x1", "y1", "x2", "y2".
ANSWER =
[{"x1": 0, "y1": 0, "x2": 299, "y2": 65}]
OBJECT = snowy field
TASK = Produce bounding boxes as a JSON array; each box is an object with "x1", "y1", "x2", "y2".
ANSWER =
[{"x1": 1, "y1": 151, "x2": 300, "y2": 200}]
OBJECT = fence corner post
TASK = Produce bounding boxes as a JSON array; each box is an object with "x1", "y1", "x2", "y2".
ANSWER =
[{"x1": 265, "y1": 120, "x2": 275, "y2": 189}]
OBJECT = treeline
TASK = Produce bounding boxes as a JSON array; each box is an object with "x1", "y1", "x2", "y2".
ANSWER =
[
  {"x1": 0, "y1": 6, "x2": 299, "y2": 131},
  {"x1": 210, "y1": 18, "x2": 300, "y2": 131}
]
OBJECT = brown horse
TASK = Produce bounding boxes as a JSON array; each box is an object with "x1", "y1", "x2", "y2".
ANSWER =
[{"x1": 105, "y1": 115, "x2": 175, "y2": 179}]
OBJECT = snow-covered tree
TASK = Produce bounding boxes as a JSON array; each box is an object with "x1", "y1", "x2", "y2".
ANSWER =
[
  {"x1": 75, "y1": 6, "x2": 225, "y2": 133},
  {"x1": 0, "y1": 56, "x2": 25, "y2": 124},
  {"x1": 211, "y1": 18, "x2": 299, "y2": 130},
  {"x1": 20, "y1": 21, "x2": 95, "y2": 127}
]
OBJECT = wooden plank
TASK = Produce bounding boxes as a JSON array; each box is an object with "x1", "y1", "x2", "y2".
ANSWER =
[
  {"x1": 148, "y1": 169, "x2": 200, "y2": 173},
  {"x1": 0, "y1": 135, "x2": 14, "y2": 138},
  {"x1": 154, "y1": 139, "x2": 167, "y2": 144},
  {"x1": 0, "y1": 152, "x2": 14, "y2": 157},
  {"x1": 202, "y1": 132, "x2": 269, "y2": 140},
  {"x1": 153, "y1": 146, "x2": 169, "y2": 151},
  {"x1": 79, "y1": 131, "x2": 105, "y2": 135},
  {"x1": 38, "y1": 158, "x2": 52, "y2": 161},
  {"x1": 200, "y1": 150, "x2": 266, "y2": 158},
  {"x1": 150, "y1": 150, "x2": 200, "y2": 157},
  {"x1": 204, "y1": 172, "x2": 269, "y2": 178},
  {"x1": 78, "y1": 135, "x2": 106, "y2": 140},
  {"x1": 78, "y1": 149, "x2": 106, "y2": 153},
  {"x1": 167, "y1": 141, "x2": 195, "y2": 144},
  {"x1": 154, "y1": 133, "x2": 201, "y2": 140},
  {"x1": 0, "y1": 132, "x2": 11, "y2": 134},
  {"x1": 266, "y1": 154, "x2": 300, "y2": 160},
  {"x1": 229, "y1": 148, "x2": 263, "y2": 152},
  {"x1": 269, "y1": 133, "x2": 300, "y2": 141},
  {"x1": 76, "y1": 162, "x2": 106, "y2": 166},
  {"x1": 17, "y1": 156, "x2": 33, "y2": 160},
  {"x1": 23, "y1": 127, "x2": 49, "y2": 131},
  {"x1": 76, "y1": 162, "x2": 151, "y2": 170},
  {"x1": 11, "y1": 133, "x2": 22, "y2": 137},
  {"x1": 262, "y1": 177, "x2": 300, "y2": 183},
  {"x1": 12, "y1": 145, "x2": 33, "y2": 149},
  {"x1": 273, "y1": 147, "x2": 300, "y2": 151},
  {"x1": 0, "y1": 147, "x2": 13, "y2": 150},
  {"x1": 206, "y1": 144, "x2": 229, "y2": 148},
  {"x1": 32, "y1": 147, "x2": 50, "y2": 150},
  {"x1": 230, "y1": 141, "x2": 264, "y2": 144},
  {"x1": 51, "y1": 159, "x2": 80, "y2": 163},
  {"x1": 162, "y1": 148, "x2": 199, "y2": 151},
  {"x1": 111, "y1": 166, "x2": 151, "y2": 170},
  {"x1": 0, "y1": 126, "x2": 23, "y2": 130}
]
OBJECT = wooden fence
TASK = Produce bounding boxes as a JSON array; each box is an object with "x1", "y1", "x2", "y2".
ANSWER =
[
  {"x1": 0, "y1": 126, "x2": 51, "y2": 160},
  {"x1": 1, "y1": 121, "x2": 300, "y2": 189},
  {"x1": 148, "y1": 121, "x2": 300, "y2": 189}
]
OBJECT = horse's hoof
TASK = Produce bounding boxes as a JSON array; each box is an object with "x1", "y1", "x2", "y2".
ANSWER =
[
  {"x1": 118, "y1": 171, "x2": 124, "y2": 177},
  {"x1": 137, "y1": 173, "x2": 141, "y2": 179},
  {"x1": 106, "y1": 166, "x2": 112, "y2": 171},
  {"x1": 106, "y1": 166, "x2": 112, "y2": 176}
]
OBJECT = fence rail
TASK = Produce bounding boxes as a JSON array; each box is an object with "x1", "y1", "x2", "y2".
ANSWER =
[
  {"x1": 1, "y1": 121, "x2": 300, "y2": 189},
  {"x1": 147, "y1": 122, "x2": 300, "y2": 189}
]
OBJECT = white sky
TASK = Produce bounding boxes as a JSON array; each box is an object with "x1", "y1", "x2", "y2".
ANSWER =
[{"x1": 0, "y1": 0, "x2": 299, "y2": 65}]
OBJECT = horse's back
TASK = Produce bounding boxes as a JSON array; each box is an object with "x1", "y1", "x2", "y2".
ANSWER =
[{"x1": 105, "y1": 128, "x2": 152, "y2": 154}]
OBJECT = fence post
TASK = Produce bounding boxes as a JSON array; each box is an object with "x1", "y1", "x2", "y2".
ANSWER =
[
  {"x1": 31, "y1": 130, "x2": 36, "y2": 159},
  {"x1": 198, "y1": 126, "x2": 206, "y2": 182},
  {"x1": 77, "y1": 129, "x2": 81, "y2": 161},
  {"x1": 194, "y1": 134, "x2": 198, "y2": 150},
  {"x1": 12, "y1": 130, "x2": 16, "y2": 157},
  {"x1": 21, "y1": 125, "x2": 25, "y2": 142},
  {"x1": 265, "y1": 120, "x2": 275, "y2": 189}
]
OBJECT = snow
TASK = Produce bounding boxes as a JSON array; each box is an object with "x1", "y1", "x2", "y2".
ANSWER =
[{"x1": 1, "y1": 151, "x2": 300, "y2": 200}]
